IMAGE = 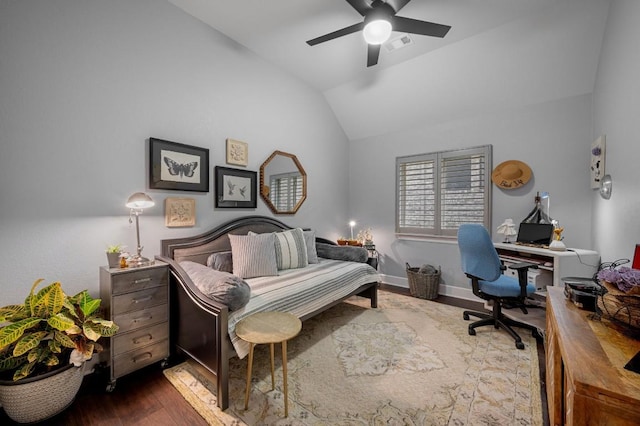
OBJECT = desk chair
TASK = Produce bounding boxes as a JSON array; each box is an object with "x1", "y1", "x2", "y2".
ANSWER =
[{"x1": 457, "y1": 223, "x2": 542, "y2": 349}]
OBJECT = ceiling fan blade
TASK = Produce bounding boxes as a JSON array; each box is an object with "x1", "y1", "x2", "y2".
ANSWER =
[
  {"x1": 391, "y1": 16, "x2": 451, "y2": 38},
  {"x1": 385, "y1": 0, "x2": 412, "y2": 14},
  {"x1": 307, "y1": 22, "x2": 365, "y2": 46},
  {"x1": 345, "y1": 0, "x2": 373, "y2": 16},
  {"x1": 367, "y1": 44, "x2": 381, "y2": 67}
]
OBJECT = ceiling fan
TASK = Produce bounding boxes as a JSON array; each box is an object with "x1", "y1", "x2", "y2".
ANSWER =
[{"x1": 306, "y1": 0, "x2": 451, "y2": 67}]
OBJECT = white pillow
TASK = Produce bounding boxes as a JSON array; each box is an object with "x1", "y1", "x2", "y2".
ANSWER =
[
  {"x1": 274, "y1": 228, "x2": 308, "y2": 270},
  {"x1": 303, "y1": 230, "x2": 319, "y2": 264},
  {"x1": 228, "y1": 233, "x2": 278, "y2": 279}
]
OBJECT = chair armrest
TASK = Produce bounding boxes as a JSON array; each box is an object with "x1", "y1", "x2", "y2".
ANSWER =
[{"x1": 508, "y1": 262, "x2": 538, "y2": 299}]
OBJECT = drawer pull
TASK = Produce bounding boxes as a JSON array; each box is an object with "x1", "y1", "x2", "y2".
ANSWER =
[
  {"x1": 133, "y1": 352, "x2": 153, "y2": 363},
  {"x1": 133, "y1": 334, "x2": 153, "y2": 345},
  {"x1": 132, "y1": 295, "x2": 153, "y2": 304},
  {"x1": 133, "y1": 277, "x2": 152, "y2": 285},
  {"x1": 132, "y1": 315, "x2": 152, "y2": 324}
]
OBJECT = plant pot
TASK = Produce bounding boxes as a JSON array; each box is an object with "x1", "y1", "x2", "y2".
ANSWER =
[
  {"x1": 106, "y1": 252, "x2": 121, "y2": 268},
  {"x1": 0, "y1": 362, "x2": 85, "y2": 424}
]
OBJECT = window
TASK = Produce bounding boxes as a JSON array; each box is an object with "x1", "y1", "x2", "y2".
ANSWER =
[
  {"x1": 270, "y1": 172, "x2": 303, "y2": 212},
  {"x1": 396, "y1": 145, "x2": 492, "y2": 238}
]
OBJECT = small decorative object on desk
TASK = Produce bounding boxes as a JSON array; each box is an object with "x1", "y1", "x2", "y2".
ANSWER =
[
  {"x1": 549, "y1": 226, "x2": 566, "y2": 251},
  {"x1": 496, "y1": 219, "x2": 517, "y2": 243},
  {"x1": 597, "y1": 263, "x2": 640, "y2": 332},
  {"x1": 406, "y1": 263, "x2": 440, "y2": 300}
]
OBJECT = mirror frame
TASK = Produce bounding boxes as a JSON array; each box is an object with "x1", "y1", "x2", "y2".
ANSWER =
[{"x1": 259, "y1": 150, "x2": 307, "y2": 214}]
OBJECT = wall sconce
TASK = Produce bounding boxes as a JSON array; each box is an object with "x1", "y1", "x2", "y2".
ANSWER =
[
  {"x1": 599, "y1": 174, "x2": 612, "y2": 199},
  {"x1": 126, "y1": 192, "x2": 155, "y2": 267}
]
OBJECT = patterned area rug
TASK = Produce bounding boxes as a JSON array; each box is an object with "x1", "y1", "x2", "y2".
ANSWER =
[{"x1": 163, "y1": 291, "x2": 543, "y2": 425}]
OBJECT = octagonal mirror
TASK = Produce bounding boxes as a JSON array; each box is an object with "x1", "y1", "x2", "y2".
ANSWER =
[{"x1": 260, "y1": 150, "x2": 307, "y2": 214}]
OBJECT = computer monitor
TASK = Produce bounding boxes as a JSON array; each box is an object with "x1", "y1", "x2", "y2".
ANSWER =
[{"x1": 516, "y1": 223, "x2": 554, "y2": 246}]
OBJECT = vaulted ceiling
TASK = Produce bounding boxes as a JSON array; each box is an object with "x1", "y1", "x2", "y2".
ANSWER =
[{"x1": 168, "y1": 0, "x2": 610, "y2": 140}]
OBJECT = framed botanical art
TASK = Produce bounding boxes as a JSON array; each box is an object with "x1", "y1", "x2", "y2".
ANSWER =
[
  {"x1": 215, "y1": 166, "x2": 257, "y2": 208},
  {"x1": 165, "y1": 197, "x2": 196, "y2": 227},
  {"x1": 149, "y1": 137, "x2": 209, "y2": 192},
  {"x1": 226, "y1": 138, "x2": 248, "y2": 166},
  {"x1": 590, "y1": 135, "x2": 606, "y2": 189}
]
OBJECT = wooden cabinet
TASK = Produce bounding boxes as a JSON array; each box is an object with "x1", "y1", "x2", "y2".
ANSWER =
[
  {"x1": 100, "y1": 262, "x2": 169, "y2": 391},
  {"x1": 546, "y1": 287, "x2": 640, "y2": 425}
]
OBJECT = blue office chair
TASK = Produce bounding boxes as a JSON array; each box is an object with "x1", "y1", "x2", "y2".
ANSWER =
[{"x1": 457, "y1": 223, "x2": 542, "y2": 349}]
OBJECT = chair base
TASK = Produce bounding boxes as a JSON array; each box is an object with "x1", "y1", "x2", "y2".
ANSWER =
[{"x1": 463, "y1": 309, "x2": 542, "y2": 350}]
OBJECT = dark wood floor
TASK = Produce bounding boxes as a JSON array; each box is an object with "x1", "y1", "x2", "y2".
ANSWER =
[{"x1": 0, "y1": 285, "x2": 547, "y2": 425}]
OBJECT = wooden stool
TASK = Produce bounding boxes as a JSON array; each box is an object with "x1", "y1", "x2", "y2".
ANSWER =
[{"x1": 235, "y1": 311, "x2": 302, "y2": 417}]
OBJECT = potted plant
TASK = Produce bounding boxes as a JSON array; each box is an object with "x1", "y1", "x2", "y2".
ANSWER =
[
  {"x1": 0, "y1": 279, "x2": 119, "y2": 423},
  {"x1": 106, "y1": 244, "x2": 124, "y2": 268}
]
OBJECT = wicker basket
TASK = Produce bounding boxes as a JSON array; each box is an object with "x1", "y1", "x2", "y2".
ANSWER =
[
  {"x1": 406, "y1": 263, "x2": 440, "y2": 300},
  {"x1": 598, "y1": 280, "x2": 640, "y2": 331}
]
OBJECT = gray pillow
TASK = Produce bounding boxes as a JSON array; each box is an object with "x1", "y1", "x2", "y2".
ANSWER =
[
  {"x1": 303, "y1": 230, "x2": 319, "y2": 264},
  {"x1": 228, "y1": 233, "x2": 278, "y2": 278},
  {"x1": 179, "y1": 261, "x2": 250, "y2": 311},
  {"x1": 206, "y1": 251, "x2": 233, "y2": 273},
  {"x1": 316, "y1": 243, "x2": 368, "y2": 263}
]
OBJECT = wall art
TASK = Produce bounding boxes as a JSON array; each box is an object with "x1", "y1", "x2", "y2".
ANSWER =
[
  {"x1": 215, "y1": 166, "x2": 256, "y2": 208},
  {"x1": 165, "y1": 197, "x2": 196, "y2": 227},
  {"x1": 149, "y1": 137, "x2": 209, "y2": 192},
  {"x1": 590, "y1": 135, "x2": 606, "y2": 189},
  {"x1": 226, "y1": 138, "x2": 248, "y2": 166}
]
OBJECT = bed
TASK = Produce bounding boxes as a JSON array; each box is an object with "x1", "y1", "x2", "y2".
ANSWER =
[{"x1": 156, "y1": 215, "x2": 379, "y2": 410}]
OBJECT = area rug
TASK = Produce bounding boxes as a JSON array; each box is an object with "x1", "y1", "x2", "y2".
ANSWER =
[{"x1": 164, "y1": 291, "x2": 543, "y2": 425}]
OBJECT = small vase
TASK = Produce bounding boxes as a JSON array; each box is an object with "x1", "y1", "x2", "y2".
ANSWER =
[
  {"x1": 549, "y1": 240, "x2": 566, "y2": 251},
  {"x1": 106, "y1": 252, "x2": 121, "y2": 268}
]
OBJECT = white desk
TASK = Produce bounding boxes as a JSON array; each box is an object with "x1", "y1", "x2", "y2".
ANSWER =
[{"x1": 494, "y1": 243, "x2": 600, "y2": 288}]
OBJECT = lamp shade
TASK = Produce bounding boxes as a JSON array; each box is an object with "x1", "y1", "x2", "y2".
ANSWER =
[
  {"x1": 363, "y1": 19, "x2": 392, "y2": 45},
  {"x1": 126, "y1": 192, "x2": 154, "y2": 209}
]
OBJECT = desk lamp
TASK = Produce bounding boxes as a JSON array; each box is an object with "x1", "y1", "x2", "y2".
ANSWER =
[
  {"x1": 126, "y1": 192, "x2": 155, "y2": 267},
  {"x1": 349, "y1": 220, "x2": 356, "y2": 240}
]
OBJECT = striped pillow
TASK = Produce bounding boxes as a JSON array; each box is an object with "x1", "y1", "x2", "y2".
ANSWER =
[
  {"x1": 274, "y1": 228, "x2": 308, "y2": 270},
  {"x1": 228, "y1": 233, "x2": 278, "y2": 279}
]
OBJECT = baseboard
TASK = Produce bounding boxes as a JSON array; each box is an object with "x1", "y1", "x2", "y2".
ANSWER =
[{"x1": 379, "y1": 273, "x2": 477, "y2": 302}]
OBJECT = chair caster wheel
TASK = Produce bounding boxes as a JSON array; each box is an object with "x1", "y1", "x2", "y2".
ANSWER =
[
  {"x1": 463, "y1": 313, "x2": 470, "y2": 321},
  {"x1": 516, "y1": 341, "x2": 525, "y2": 350},
  {"x1": 468, "y1": 327, "x2": 476, "y2": 336}
]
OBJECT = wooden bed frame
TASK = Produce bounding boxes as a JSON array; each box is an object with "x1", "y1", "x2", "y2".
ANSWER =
[{"x1": 156, "y1": 215, "x2": 379, "y2": 410}]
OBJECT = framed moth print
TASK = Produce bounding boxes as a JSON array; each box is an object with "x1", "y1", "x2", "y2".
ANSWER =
[
  {"x1": 149, "y1": 137, "x2": 209, "y2": 192},
  {"x1": 215, "y1": 166, "x2": 257, "y2": 208},
  {"x1": 165, "y1": 197, "x2": 196, "y2": 227}
]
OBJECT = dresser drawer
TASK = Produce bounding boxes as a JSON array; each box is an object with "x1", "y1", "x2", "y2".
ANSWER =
[
  {"x1": 112, "y1": 285, "x2": 168, "y2": 315},
  {"x1": 111, "y1": 267, "x2": 168, "y2": 295},
  {"x1": 113, "y1": 339, "x2": 169, "y2": 379},
  {"x1": 114, "y1": 304, "x2": 168, "y2": 334},
  {"x1": 112, "y1": 322, "x2": 169, "y2": 356}
]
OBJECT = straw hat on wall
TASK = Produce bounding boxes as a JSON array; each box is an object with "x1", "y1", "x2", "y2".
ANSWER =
[{"x1": 491, "y1": 160, "x2": 532, "y2": 189}]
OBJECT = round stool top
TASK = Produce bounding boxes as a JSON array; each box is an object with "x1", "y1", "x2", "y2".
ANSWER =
[{"x1": 235, "y1": 311, "x2": 302, "y2": 345}]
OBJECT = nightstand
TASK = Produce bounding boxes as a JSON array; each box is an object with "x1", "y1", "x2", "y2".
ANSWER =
[
  {"x1": 99, "y1": 261, "x2": 169, "y2": 392},
  {"x1": 365, "y1": 245, "x2": 378, "y2": 270}
]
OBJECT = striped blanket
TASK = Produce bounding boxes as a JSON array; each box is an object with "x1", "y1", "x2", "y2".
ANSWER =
[{"x1": 229, "y1": 259, "x2": 379, "y2": 358}]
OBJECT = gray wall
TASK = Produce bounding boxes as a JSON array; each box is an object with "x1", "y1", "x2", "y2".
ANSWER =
[
  {"x1": 592, "y1": 0, "x2": 640, "y2": 263},
  {"x1": 349, "y1": 94, "x2": 594, "y2": 295},
  {"x1": 0, "y1": 0, "x2": 350, "y2": 304}
]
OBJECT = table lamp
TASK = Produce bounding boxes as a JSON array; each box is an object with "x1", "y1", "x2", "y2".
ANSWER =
[
  {"x1": 496, "y1": 218, "x2": 517, "y2": 243},
  {"x1": 349, "y1": 220, "x2": 356, "y2": 240},
  {"x1": 126, "y1": 192, "x2": 155, "y2": 267}
]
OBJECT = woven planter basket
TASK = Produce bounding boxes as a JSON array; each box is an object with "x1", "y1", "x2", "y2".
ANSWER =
[
  {"x1": 0, "y1": 362, "x2": 84, "y2": 424},
  {"x1": 598, "y1": 280, "x2": 640, "y2": 332},
  {"x1": 406, "y1": 263, "x2": 440, "y2": 300}
]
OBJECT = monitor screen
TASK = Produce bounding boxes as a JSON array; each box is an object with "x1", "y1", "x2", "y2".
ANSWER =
[{"x1": 516, "y1": 223, "x2": 554, "y2": 246}]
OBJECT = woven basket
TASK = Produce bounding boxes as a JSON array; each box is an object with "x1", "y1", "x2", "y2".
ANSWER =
[
  {"x1": 406, "y1": 263, "x2": 440, "y2": 300},
  {"x1": 598, "y1": 280, "x2": 640, "y2": 331},
  {"x1": 0, "y1": 362, "x2": 84, "y2": 423}
]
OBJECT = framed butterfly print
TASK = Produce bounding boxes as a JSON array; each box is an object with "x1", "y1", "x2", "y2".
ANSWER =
[
  {"x1": 149, "y1": 137, "x2": 209, "y2": 192},
  {"x1": 214, "y1": 166, "x2": 257, "y2": 208}
]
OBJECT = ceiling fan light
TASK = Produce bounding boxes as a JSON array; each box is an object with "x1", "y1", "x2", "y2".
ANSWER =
[{"x1": 363, "y1": 19, "x2": 392, "y2": 45}]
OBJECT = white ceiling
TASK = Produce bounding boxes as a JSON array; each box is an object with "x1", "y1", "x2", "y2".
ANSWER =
[{"x1": 168, "y1": 0, "x2": 610, "y2": 140}]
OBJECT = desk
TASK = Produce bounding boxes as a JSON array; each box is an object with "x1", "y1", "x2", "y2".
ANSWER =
[
  {"x1": 546, "y1": 287, "x2": 640, "y2": 425},
  {"x1": 494, "y1": 243, "x2": 600, "y2": 288}
]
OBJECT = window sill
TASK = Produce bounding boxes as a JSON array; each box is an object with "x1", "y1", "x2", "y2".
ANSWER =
[{"x1": 395, "y1": 233, "x2": 458, "y2": 244}]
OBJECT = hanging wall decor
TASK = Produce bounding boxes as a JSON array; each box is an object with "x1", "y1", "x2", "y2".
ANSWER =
[
  {"x1": 149, "y1": 137, "x2": 209, "y2": 192},
  {"x1": 165, "y1": 197, "x2": 196, "y2": 227},
  {"x1": 226, "y1": 138, "x2": 248, "y2": 167},
  {"x1": 590, "y1": 135, "x2": 606, "y2": 189}
]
